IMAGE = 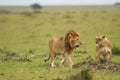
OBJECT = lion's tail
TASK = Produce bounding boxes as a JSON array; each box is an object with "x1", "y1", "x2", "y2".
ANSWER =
[{"x1": 44, "y1": 54, "x2": 50, "y2": 62}]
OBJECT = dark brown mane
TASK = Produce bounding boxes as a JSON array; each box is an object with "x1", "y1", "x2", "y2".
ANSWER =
[
  {"x1": 65, "y1": 32, "x2": 73, "y2": 53},
  {"x1": 64, "y1": 30, "x2": 80, "y2": 53}
]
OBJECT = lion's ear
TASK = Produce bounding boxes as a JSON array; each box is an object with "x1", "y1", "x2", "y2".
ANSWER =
[
  {"x1": 102, "y1": 35, "x2": 105, "y2": 39},
  {"x1": 68, "y1": 34, "x2": 72, "y2": 38},
  {"x1": 66, "y1": 30, "x2": 74, "y2": 35}
]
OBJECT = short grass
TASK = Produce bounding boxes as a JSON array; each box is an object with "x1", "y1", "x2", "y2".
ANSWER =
[{"x1": 0, "y1": 10, "x2": 120, "y2": 80}]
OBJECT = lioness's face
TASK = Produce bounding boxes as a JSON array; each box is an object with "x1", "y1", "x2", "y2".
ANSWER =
[
  {"x1": 96, "y1": 35, "x2": 105, "y2": 46},
  {"x1": 69, "y1": 35, "x2": 82, "y2": 48}
]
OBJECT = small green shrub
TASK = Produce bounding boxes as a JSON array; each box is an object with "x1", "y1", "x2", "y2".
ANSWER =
[
  {"x1": 112, "y1": 46, "x2": 120, "y2": 55},
  {"x1": 66, "y1": 68, "x2": 93, "y2": 80},
  {"x1": 80, "y1": 68, "x2": 93, "y2": 80},
  {"x1": 19, "y1": 52, "x2": 32, "y2": 62},
  {"x1": 22, "y1": 12, "x2": 32, "y2": 17},
  {"x1": 64, "y1": 15, "x2": 72, "y2": 19},
  {"x1": 0, "y1": 48, "x2": 18, "y2": 57},
  {"x1": 53, "y1": 77, "x2": 62, "y2": 80},
  {"x1": 6, "y1": 52, "x2": 17, "y2": 57}
]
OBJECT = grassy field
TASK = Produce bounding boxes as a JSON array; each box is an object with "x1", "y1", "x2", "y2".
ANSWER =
[
  {"x1": 0, "y1": 8, "x2": 120, "y2": 80},
  {"x1": 0, "y1": 5, "x2": 120, "y2": 13}
]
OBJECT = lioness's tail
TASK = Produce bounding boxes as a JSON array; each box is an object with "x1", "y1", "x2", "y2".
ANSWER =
[{"x1": 44, "y1": 54, "x2": 50, "y2": 62}]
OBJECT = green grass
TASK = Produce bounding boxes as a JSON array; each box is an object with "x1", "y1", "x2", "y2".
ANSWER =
[
  {"x1": 0, "y1": 10, "x2": 120, "y2": 80},
  {"x1": 66, "y1": 68, "x2": 93, "y2": 80},
  {"x1": 112, "y1": 46, "x2": 120, "y2": 55}
]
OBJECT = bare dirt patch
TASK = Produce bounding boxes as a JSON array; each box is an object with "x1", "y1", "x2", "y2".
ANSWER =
[{"x1": 73, "y1": 61, "x2": 120, "y2": 72}]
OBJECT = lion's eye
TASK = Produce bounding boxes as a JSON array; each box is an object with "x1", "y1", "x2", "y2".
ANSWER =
[{"x1": 71, "y1": 40, "x2": 75, "y2": 43}]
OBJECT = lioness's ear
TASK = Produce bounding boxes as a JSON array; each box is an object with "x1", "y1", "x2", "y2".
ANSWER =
[
  {"x1": 96, "y1": 36, "x2": 97, "y2": 39},
  {"x1": 102, "y1": 35, "x2": 105, "y2": 38}
]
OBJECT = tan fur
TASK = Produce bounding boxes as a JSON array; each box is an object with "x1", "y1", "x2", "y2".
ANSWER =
[
  {"x1": 96, "y1": 35, "x2": 112, "y2": 62},
  {"x1": 45, "y1": 30, "x2": 82, "y2": 68}
]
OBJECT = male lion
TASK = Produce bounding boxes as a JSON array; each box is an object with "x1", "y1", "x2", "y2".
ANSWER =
[
  {"x1": 96, "y1": 35, "x2": 112, "y2": 62},
  {"x1": 45, "y1": 30, "x2": 82, "y2": 68}
]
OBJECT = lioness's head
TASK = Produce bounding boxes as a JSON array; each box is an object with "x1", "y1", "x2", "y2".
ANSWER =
[
  {"x1": 65, "y1": 30, "x2": 82, "y2": 48},
  {"x1": 96, "y1": 35, "x2": 106, "y2": 47}
]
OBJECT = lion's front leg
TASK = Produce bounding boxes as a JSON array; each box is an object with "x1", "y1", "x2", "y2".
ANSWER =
[
  {"x1": 66, "y1": 54, "x2": 73, "y2": 68},
  {"x1": 60, "y1": 54, "x2": 66, "y2": 67}
]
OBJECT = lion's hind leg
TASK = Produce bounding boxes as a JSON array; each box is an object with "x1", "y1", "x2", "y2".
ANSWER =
[{"x1": 50, "y1": 53, "x2": 56, "y2": 67}]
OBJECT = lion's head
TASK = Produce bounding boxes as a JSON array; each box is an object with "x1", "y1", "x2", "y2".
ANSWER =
[{"x1": 65, "y1": 30, "x2": 82, "y2": 50}]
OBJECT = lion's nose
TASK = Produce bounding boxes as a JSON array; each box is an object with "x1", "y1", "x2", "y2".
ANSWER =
[
  {"x1": 96, "y1": 41, "x2": 98, "y2": 44},
  {"x1": 76, "y1": 45, "x2": 79, "y2": 47}
]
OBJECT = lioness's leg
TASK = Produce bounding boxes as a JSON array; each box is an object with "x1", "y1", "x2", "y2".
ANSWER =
[
  {"x1": 107, "y1": 51, "x2": 112, "y2": 62},
  {"x1": 96, "y1": 52, "x2": 101, "y2": 62},
  {"x1": 60, "y1": 54, "x2": 66, "y2": 67}
]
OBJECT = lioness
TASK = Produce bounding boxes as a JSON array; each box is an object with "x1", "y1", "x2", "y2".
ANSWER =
[
  {"x1": 96, "y1": 35, "x2": 112, "y2": 62},
  {"x1": 45, "y1": 30, "x2": 82, "y2": 68}
]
